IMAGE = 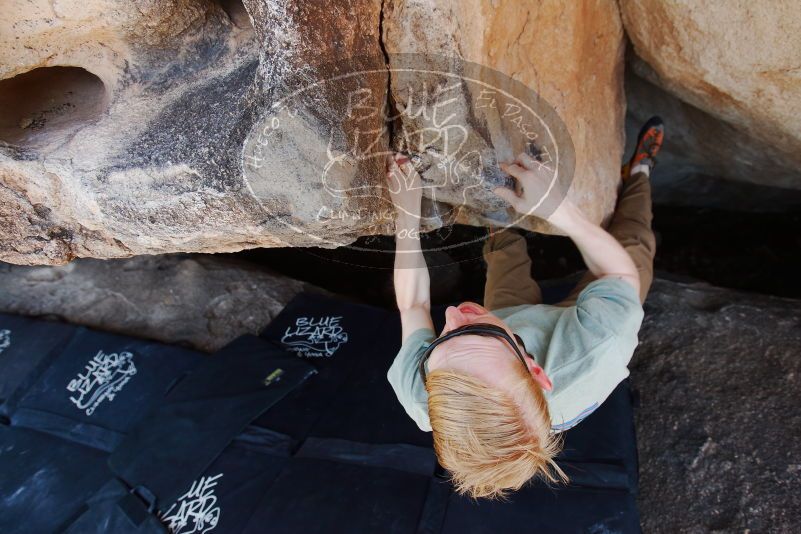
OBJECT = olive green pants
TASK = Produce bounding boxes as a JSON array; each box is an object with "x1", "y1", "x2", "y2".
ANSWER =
[{"x1": 483, "y1": 172, "x2": 655, "y2": 309}]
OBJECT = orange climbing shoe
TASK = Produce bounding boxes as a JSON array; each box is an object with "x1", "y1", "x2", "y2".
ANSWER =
[{"x1": 622, "y1": 116, "x2": 664, "y2": 179}]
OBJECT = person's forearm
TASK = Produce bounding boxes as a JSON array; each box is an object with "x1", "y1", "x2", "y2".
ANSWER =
[
  {"x1": 393, "y1": 214, "x2": 430, "y2": 312},
  {"x1": 550, "y1": 202, "x2": 640, "y2": 292}
]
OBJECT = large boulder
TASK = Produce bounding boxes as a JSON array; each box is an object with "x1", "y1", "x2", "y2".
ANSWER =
[
  {"x1": 0, "y1": 0, "x2": 626, "y2": 265},
  {"x1": 0, "y1": 0, "x2": 387, "y2": 265},
  {"x1": 633, "y1": 278, "x2": 801, "y2": 532},
  {"x1": 621, "y1": 1, "x2": 801, "y2": 192},
  {"x1": 0, "y1": 254, "x2": 310, "y2": 351}
]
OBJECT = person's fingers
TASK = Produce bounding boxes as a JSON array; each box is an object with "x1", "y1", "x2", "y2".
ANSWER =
[
  {"x1": 493, "y1": 187, "x2": 523, "y2": 211},
  {"x1": 396, "y1": 154, "x2": 424, "y2": 189},
  {"x1": 515, "y1": 152, "x2": 538, "y2": 171},
  {"x1": 386, "y1": 158, "x2": 403, "y2": 192},
  {"x1": 387, "y1": 153, "x2": 422, "y2": 194},
  {"x1": 388, "y1": 152, "x2": 407, "y2": 170},
  {"x1": 499, "y1": 162, "x2": 529, "y2": 181},
  {"x1": 387, "y1": 157, "x2": 399, "y2": 175}
]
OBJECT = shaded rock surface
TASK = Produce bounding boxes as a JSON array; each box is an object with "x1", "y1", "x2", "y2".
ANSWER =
[
  {"x1": 622, "y1": 0, "x2": 801, "y2": 192},
  {"x1": 626, "y1": 72, "x2": 801, "y2": 212},
  {"x1": 0, "y1": 254, "x2": 309, "y2": 351},
  {"x1": 0, "y1": 0, "x2": 626, "y2": 265},
  {"x1": 633, "y1": 278, "x2": 801, "y2": 532}
]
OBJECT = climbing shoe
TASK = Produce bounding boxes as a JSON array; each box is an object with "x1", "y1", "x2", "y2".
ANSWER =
[{"x1": 622, "y1": 116, "x2": 664, "y2": 179}]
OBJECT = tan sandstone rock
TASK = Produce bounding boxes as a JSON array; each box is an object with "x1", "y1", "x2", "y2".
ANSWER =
[
  {"x1": 383, "y1": 0, "x2": 626, "y2": 232},
  {"x1": 621, "y1": 0, "x2": 801, "y2": 190}
]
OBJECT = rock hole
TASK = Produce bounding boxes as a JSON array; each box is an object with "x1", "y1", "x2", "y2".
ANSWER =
[
  {"x1": 214, "y1": 0, "x2": 253, "y2": 30},
  {"x1": 0, "y1": 66, "x2": 108, "y2": 148}
]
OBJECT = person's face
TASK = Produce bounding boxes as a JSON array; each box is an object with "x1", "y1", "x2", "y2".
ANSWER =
[{"x1": 426, "y1": 302, "x2": 553, "y2": 391}]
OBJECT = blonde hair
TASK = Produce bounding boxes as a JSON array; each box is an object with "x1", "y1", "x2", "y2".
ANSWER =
[{"x1": 426, "y1": 366, "x2": 567, "y2": 499}]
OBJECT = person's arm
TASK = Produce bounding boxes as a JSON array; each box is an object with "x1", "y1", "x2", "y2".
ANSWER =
[
  {"x1": 495, "y1": 153, "x2": 640, "y2": 293},
  {"x1": 387, "y1": 153, "x2": 435, "y2": 342},
  {"x1": 548, "y1": 202, "x2": 640, "y2": 292}
]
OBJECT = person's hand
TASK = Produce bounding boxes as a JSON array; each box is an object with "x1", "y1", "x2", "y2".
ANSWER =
[
  {"x1": 386, "y1": 152, "x2": 423, "y2": 224},
  {"x1": 493, "y1": 152, "x2": 577, "y2": 227}
]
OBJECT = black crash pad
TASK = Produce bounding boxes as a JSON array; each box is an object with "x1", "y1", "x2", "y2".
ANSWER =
[
  {"x1": 257, "y1": 294, "x2": 432, "y2": 447},
  {"x1": 62, "y1": 335, "x2": 316, "y2": 534},
  {"x1": 0, "y1": 424, "x2": 113, "y2": 534},
  {"x1": 259, "y1": 291, "x2": 641, "y2": 533},
  {"x1": 0, "y1": 317, "x2": 203, "y2": 534},
  {"x1": 0, "y1": 313, "x2": 76, "y2": 416},
  {"x1": 10, "y1": 327, "x2": 201, "y2": 450},
  {"x1": 0, "y1": 290, "x2": 642, "y2": 534}
]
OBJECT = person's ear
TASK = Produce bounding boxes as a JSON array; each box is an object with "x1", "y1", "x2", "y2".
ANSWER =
[{"x1": 525, "y1": 358, "x2": 553, "y2": 391}]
